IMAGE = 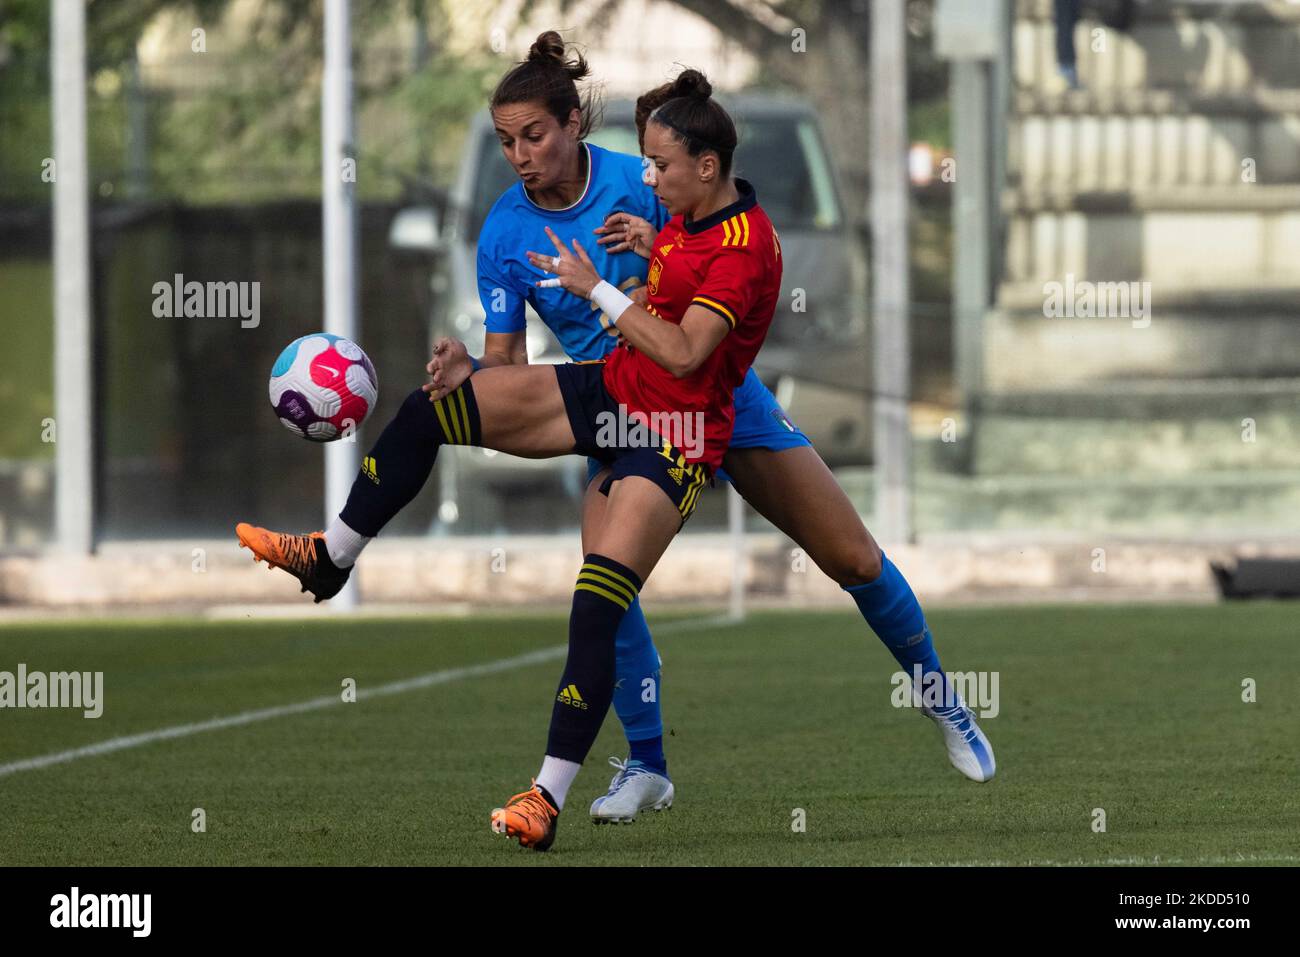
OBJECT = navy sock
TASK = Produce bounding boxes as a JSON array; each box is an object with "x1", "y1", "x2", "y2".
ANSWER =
[
  {"x1": 629, "y1": 735, "x2": 666, "y2": 773},
  {"x1": 339, "y1": 384, "x2": 481, "y2": 536},
  {"x1": 845, "y1": 552, "x2": 954, "y2": 710},
  {"x1": 546, "y1": 555, "x2": 642, "y2": 763}
]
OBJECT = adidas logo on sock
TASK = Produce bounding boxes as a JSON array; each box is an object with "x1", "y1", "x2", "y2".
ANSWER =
[{"x1": 556, "y1": 684, "x2": 588, "y2": 710}]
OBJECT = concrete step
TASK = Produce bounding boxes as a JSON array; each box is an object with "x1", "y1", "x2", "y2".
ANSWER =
[
  {"x1": 1011, "y1": 107, "x2": 1300, "y2": 191},
  {"x1": 977, "y1": 376, "x2": 1300, "y2": 415},
  {"x1": 985, "y1": 297, "x2": 1300, "y2": 384},
  {"x1": 998, "y1": 280, "x2": 1300, "y2": 310},
  {"x1": 1008, "y1": 183, "x2": 1300, "y2": 211},
  {"x1": 1014, "y1": 9, "x2": 1300, "y2": 94},
  {"x1": 1002, "y1": 197, "x2": 1300, "y2": 285},
  {"x1": 916, "y1": 467, "x2": 1300, "y2": 536},
  {"x1": 835, "y1": 459, "x2": 1300, "y2": 538},
  {"x1": 1015, "y1": 86, "x2": 1300, "y2": 117},
  {"x1": 1015, "y1": 0, "x2": 1300, "y2": 25},
  {"x1": 968, "y1": 382, "x2": 1300, "y2": 474}
]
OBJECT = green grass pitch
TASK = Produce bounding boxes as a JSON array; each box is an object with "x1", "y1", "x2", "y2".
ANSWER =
[{"x1": 0, "y1": 604, "x2": 1296, "y2": 866}]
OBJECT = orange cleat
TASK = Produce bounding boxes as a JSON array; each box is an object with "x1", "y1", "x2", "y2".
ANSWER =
[
  {"x1": 490, "y1": 783, "x2": 559, "y2": 851},
  {"x1": 235, "y1": 522, "x2": 351, "y2": 603}
]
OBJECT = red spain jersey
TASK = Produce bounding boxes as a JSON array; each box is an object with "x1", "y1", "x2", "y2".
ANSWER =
[{"x1": 602, "y1": 178, "x2": 783, "y2": 470}]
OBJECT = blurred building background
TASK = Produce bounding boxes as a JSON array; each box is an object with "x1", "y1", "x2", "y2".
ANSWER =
[
  {"x1": 1, "y1": 0, "x2": 1298, "y2": 573},
  {"x1": 984, "y1": 0, "x2": 1300, "y2": 538}
]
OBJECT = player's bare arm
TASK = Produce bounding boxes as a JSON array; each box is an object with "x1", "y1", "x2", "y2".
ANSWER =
[
  {"x1": 484, "y1": 330, "x2": 529, "y2": 368},
  {"x1": 614, "y1": 304, "x2": 728, "y2": 378}
]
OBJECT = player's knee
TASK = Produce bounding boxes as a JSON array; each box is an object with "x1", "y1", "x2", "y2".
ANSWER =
[
  {"x1": 391, "y1": 387, "x2": 444, "y2": 438},
  {"x1": 399, "y1": 387, "x2": 431, "y2": 418},
  {"x1": 403, "y1": 382, "x2": 481, "y2": 447},
  {"x1": 828, "y1": 536, "x2": 883, "y2": 588}
]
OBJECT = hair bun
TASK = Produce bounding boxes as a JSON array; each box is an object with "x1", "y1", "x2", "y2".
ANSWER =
[
  {"x1": 527, "y1": 30, "x2": 566, "y2": 64},
  {"x1": 671, "y1": 68, "x2": 712, "y2": 101},
  {"x1": 526, "y1": 30, "x2": 590, "y2": 82}
]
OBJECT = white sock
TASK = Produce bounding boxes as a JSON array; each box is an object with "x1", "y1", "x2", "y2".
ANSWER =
[
  {"x1": 323, "y1": 516, "x2": 371, "y2": 568},
  {"x1": 535, "y1": 755, "x2": 581, "y2": 810}
]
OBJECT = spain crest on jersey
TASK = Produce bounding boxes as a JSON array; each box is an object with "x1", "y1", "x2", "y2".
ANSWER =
[{"x1": 647, "y1": 256, "x2": 663, "y2": 296}]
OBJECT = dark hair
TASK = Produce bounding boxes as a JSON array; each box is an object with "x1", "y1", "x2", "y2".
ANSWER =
[
  {"x1": 637, "y1": 69, "x2": 737, "y2": 177},
  {"x1": 490, "y1": 30, "x2": 601, "y2": 139}
]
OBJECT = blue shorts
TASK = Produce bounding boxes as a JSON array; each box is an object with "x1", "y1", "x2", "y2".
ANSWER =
[
  {"x1": 585, "y1": 367, "x2": 810, "y2": 486},
  {"x1": 729, "y1": 368, "x2": 810, "y2": 450}
]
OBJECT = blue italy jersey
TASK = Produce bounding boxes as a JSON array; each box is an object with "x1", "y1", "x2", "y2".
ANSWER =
[{"x1": 476, "y1": 142, "x2": 670, "y2": 361}]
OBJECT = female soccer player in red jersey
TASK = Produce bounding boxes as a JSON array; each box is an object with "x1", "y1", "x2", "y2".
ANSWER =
[
  {"x1": 239, "y1": 68, "x2": 783, "y2": 850},
  {"x1": 466, "y1": 47, "x2": 995, "y2": 826}
]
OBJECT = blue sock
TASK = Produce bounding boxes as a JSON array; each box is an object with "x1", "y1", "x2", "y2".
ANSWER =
[
  {"x1": 629, "y1": 735, "x2": 664, "y2": 769},
  {"x1": 612, "y1": 596, "x2": 667, "y2": 773},
  {"x1": 845, "y1": 553, "x2": 955, "y2": 710}
]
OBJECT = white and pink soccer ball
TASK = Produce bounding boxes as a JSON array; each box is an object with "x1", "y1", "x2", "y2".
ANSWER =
[{"x1": 268, "y1": 333, "x2": 378, "y2": 442}]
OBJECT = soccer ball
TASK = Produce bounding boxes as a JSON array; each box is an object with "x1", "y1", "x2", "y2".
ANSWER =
[{"x1": 268, "y1": 333, "x2": 378, "y2": 442}]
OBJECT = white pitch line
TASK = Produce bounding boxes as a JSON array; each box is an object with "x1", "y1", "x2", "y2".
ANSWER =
[
  {"x1": 0, "y1": 614, "x2": 740, "y2": 780},
  {"x1": 0, "y1": 645, "x2": 568, "y2": 779}
]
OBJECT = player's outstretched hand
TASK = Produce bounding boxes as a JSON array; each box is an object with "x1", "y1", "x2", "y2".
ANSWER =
[
  {"x1": 525, "y1": 226, "x2": 601, "y2": 299},
  {"x1": 594, "y1": 211, "x2": 656, "y2": 259},
  {"x1": 423, "y1": 336, "x2": 472, "y2": 402}
]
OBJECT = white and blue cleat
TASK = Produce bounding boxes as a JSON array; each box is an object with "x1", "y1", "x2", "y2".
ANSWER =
[
  {"x1": 589, "y1": 757, "x2": 674, "y2": 823},
  {"x1": 921, "y1": 700, "x2": 996, "y2": 783}
]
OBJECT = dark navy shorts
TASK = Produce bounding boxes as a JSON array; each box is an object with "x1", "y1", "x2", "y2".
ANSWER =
[
  {"x1": 582, "y1": 367, "x2": 812, "y2": 485},
  {"x1": 555, "y1": 362, "x2": 711, "y2": 525}
]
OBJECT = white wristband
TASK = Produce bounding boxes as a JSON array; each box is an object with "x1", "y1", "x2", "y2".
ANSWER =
[{"x1": 590, "y1": 280, "x2": 634, "y2": 325}]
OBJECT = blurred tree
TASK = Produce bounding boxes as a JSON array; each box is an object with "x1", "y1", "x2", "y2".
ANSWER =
[
  {"x1": 586, "y1": 0, "x2": 945, "y2": 221},
  {"x1": 0, "y1": 0, "x2": 498, "y2": 202},
  {"x1": 0, "y1": 0, "x2": 946, "y2": 207},
  {"x1": 0, "y1": 0, "x2": 234, "y2": 61}
]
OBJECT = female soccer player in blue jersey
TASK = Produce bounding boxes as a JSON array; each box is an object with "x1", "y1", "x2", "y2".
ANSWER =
[{"x1": 451, "y1": 33, "x2": 995, "y2": 813}]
